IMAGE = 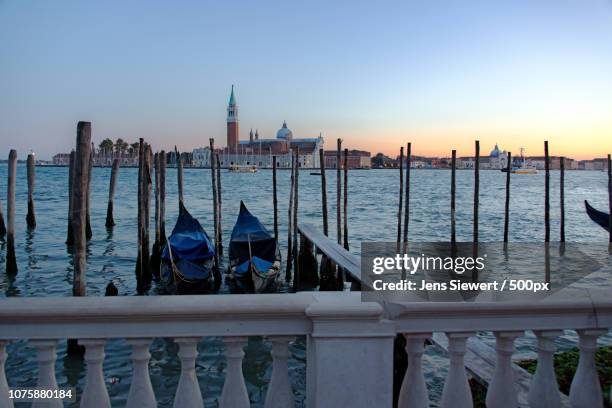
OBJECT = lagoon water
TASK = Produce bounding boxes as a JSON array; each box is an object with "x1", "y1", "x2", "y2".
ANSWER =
[{"x1": 0, "y1": 165, "x2": 610, "y2": 406}]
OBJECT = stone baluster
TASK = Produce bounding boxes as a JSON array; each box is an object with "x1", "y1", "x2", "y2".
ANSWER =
[
  {"x1": 80, "y1": 339, "x2": 110, "y2": 408},
  {"x1": 173, "y1": 338, "x2": 203, "y2": 408},
  {"x1": 440, "y1": 332, "x2": 474, "y2": 408},
  {"x1": 30, "y1": 340, "x2": 62, "y2": 408},
  {"x1": 528, "y1": 330, "x2": 562, "y2": 408},
  {"x1": 219, "y1": 337, "x2": 249, "y2": 408},
  {"x1": 264, "y1": 336, "x2": 294, "y2": 408},
  {"x1": 569, "y1": 329, "x2": 606, "y2": 408},
  {"x1": 126, "y1": 338, "x2": 156, "y2": 408},
  {"x1": 398, "y1": 333, "x2": 431, "y2": 408},
  {"x1": 0, "y1": 341, "x2": 13, "y2": 408},
  {"x1": 485, "y1": 331, "x2": 522, "y2": 408}
]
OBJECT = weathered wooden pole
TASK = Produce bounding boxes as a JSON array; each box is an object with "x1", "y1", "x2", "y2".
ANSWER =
[
  {"x1": 286, "y1": 152, "x2": 295, "y2": 282},
  {"x1": 402, "y1": 143, "x2": 411, "y2": 251},
  {"x1": 66, "y1": 150, "x2": 76, "y2": 244},
  {"x1": 451, "y1": 150, "x2": 457, "y2": 244},
  {"x1": 608, "y1": 154, "x2": 612, "y2": 244},
  {"x1": 85, "y1": 144, "x2": 93, "y2": 240},
  {"x1": 473, "y1": 140, "x2": 480, "y2": 242},
  {"x1": 0, "y1": 176, "x2": 5, "y2": 238},
  {"x1": 159, "y1": 150, "x2": 167, "y2": 253},
  {"x1": 6, "y1": 150, "x2": 18, "y2": 275},
  {"x1": 544, "y1": 141, "x2": 550, "y2": 242},
  {"x1": 209, "y1": 140, "x2": 218, "y2": 255},
  {"x1": 319, "y1": 149, "x2": 329, "y2": 236},
  {"x1": 503, "y1": 152, "x2": 512, "y2": 242},
  {"x1": 105, "y1": 158, "x2": 120, "y2": 227},
  {"x1": 68, "y1": 122, "x2": 91, "y2": 355},
  {"x1": 292, "y1": 148, "x2": 300, "y2": 292},
  {"x1": 135, "y1": 138, "x2": 146, "y2": 294},
  {"x1": 319, "y1": 148, "x2": 335, "y2": 290},
  {"x1": 560, "y1": 156, "x2": 565, "y2": 242},
  {"x1": 336, "y1": 139, "x2": 342, "y2": 246},
  {"x1": 177, "y1": 148, "x2": 184, "y2": 207},
  {"x1": 150, "y1": 152, "x2": 161, "y2": 278},
  {"x1": 26, "y1": 153, "x2": 36, "y2": 229},
  {"x1": 73, "y1": 122, "x2": 91, "y2": 296},
  {"x1": 216, "y1": 153, "x2": 223, "y2": 256},
  {"x1": 272, "y1": 155, "x2": 278, "y2": 243},
  {"x1": 142, "y1": 145, "x2": 152, "y2": 286},
  {"x1": 397, "y1": 146, "x2": 404, "y2": 252},
  {"x1": 343, "y1": 148, "x2": 349, "y2": 250}
]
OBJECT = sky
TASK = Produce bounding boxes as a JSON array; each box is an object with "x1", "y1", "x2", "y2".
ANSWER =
[{"x1": 1, "y1": 0, "x2": 612, "y2": 160}]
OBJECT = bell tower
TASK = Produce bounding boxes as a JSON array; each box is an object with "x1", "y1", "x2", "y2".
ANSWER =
[{"x1": 227, "y1": 85, "x2": 239, "y2": 152}]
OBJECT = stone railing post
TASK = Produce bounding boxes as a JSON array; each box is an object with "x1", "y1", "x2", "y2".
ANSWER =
[
  {"x1": 30, "y1": 340, "x2": 62, "y2": 408},
  {"x1": 80, "y1": 339, "x2": 111, "y2": 408},
  {"x1": 264, "y1": 336, "x2": 295, "y2": 408},
  {"x1": 569, "y1": 329, "x2": 607, "y2": 408},
  {"x1": 126, "y1": 338, "x2": 156, "y2": 408},
  {"x1": 0, "y1": 341, "x2": 13, "y2": 408},
  {"x1": 528, "y1": 330, "x2": 562, "y2": 408},
  {"x1": 173, "y1": 337, "x2": 203, "y2": 408},
  {"x1": 305, "y1": 294, "x2": 395, "y2": 408},
  {"x1": 398, "y1": 333, "x2": 431, "y2": 408},
  {"x1": 219, "y1": 337, "x2": 249, "y2": 408},
  {"x1": 439, "y1": 332, "x2": 474, "y2": 408},
  {"x1": 485, "y1": 331, "x2": 522, "y2": 408}
]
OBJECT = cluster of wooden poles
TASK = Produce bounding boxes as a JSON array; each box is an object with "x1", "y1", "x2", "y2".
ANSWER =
[{"x1": 395, "y1": 141, "x2": 612, "y2": 245}]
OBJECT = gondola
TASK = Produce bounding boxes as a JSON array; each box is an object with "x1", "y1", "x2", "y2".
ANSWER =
[
  {"x1": 228, "y1": 201, "x2": 281, "y2": 293},
  {"x1": 585, "y1": 200, "x2": 610, "y2": 232},
  {"x1": 160, "y1": 203, "x2": 216, "y2": 294}
]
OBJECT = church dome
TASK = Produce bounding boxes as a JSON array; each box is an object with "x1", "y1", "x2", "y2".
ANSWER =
[
  {"x1": 490, "y1": 143, "x2": 502, "y2": 158},
  {"x1": 276, "y1": 121, "x2": 293, "y2": 140}
]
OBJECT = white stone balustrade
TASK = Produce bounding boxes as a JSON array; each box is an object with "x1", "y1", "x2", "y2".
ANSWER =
[{"x1": 0, "y1": 293, "x2": 610, "y2": 407}]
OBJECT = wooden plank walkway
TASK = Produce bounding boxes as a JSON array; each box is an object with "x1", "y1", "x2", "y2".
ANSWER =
[
  {"x1": 297, "y1": 223, "x2": 364, "y2": 286},
  {"x1": 297, "y1": 222, "x2": 572, "y2": 406}
]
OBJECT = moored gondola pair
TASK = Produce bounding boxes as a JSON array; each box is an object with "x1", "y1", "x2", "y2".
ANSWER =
[{"x1": 159, "y1": 201, "x2": 280, "y2": 294}]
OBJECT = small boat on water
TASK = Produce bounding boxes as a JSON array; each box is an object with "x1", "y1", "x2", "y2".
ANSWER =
[
  {"x1": 229, "y1": 164, "x2": 258, "y2": 173},
  {"x1": 501, "y1": 147, "x2": 538, "y2": 174},
  {"x1": 160, "y1": 203, "x2": 216, "y2": 294},
  {"x1": 585, "y1": 200, "x2": 610, "y2": 232},
  {"x1": 228, "y1": 201, "x2": 281, "y2": 293}
]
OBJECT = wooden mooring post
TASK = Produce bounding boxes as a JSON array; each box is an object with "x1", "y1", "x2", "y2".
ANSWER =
[
  {"x1": 402, "y1": 143, "x2": 411, "y2": 252},
  {"x1": 68, "y1": 122, "x2": 92, "y2": 355},
  {"x1": 504, "y1": 152, "x2": 511, "y2": 242},
  {"x1": 336, "y1": 139, "x2": 342, "y2": 246},
  {"x1": 135, "y1": 139, "x2": 151, "y2": 294},
  {"x1": 66, "y1": 150, "x2": 76, "y2": 245},
  {"x1": 85, "y1": 144, "x2": 93, "y2": 240},
  {"x1": 473, "y1": 140, "x2": 480, "y2": 243},
  {"x1": 0, "y1": 173, "x2": 5, "y2": 238},
  {"x1": 73, "y1": 122, "x2": 91, "y2": 296},
  {"x1": 560, "y1": 156, "x2": 565, "y2": 242},
  {"x1": 209, "y1": 140, "x2": 219, "y2": 259},
  {"x1": 319, "y1": 148, "x2": 335, "y2": 290},
  {"x1": 544, "y1": 141, "x2": 550, "y2": 242},
  {"x1": 105, "y1": 158, "x2": 120, "y2": 227},
  {"x1": 451, "y1": 150, "x2": 456, "y2": 244},
  {"x1": 177, "y1": 148, "x2": 184, "y2": 207},
  {"x1": 216, "y1": 153, "x2": 223, "y2": 256},
  {"x1": 272, "y1": 155, "x2": 278, "y2": 243},
  {"x1": 397, "y1": 146, "x2": 404, "y2": 252},
  {"x1": 143, "y1": 146, "x2": 152, "y2": 285},
  {"x1": 292, "y1": 148, "x2": 300, "y2": 292},
  {"x1": 343, "y1": 148, "x2": 348, "y2": 250},
  {"x1": 608, "y1": 154, "x2": 611, "y2": 244},
  {"x1": 286, "y1": 151, "x2": 295, "y2": 282},
  {"x1": 26, "y1": 153, "x2": 36, "y2": 229},
  {"x1": 6, "y1": 150, "x2": 18, "y2": 275}
]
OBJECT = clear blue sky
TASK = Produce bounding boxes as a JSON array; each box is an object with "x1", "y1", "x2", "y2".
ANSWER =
[{"x1": 1, "y1": 0, "x2": 612, "y2": 159}]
